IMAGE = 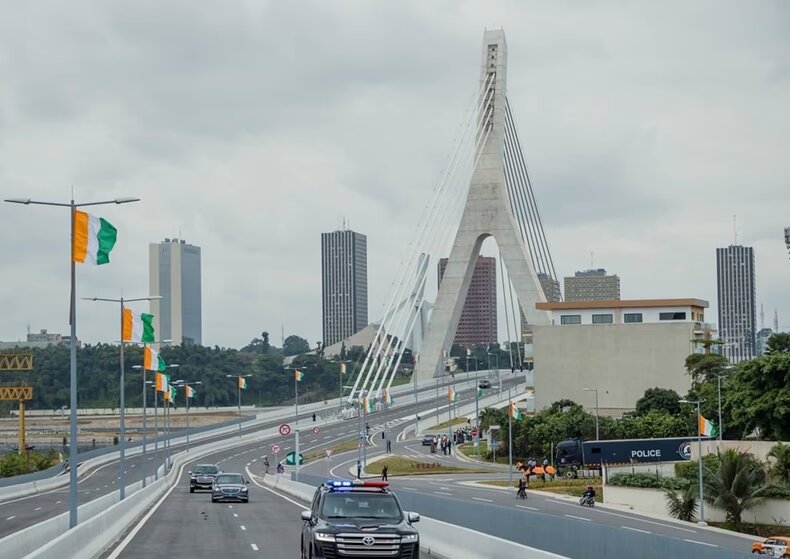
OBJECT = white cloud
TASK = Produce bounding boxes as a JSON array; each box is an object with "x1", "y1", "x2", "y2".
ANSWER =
[{"x1": 1, "y1": 1, "x2": 789, "y2": 349}]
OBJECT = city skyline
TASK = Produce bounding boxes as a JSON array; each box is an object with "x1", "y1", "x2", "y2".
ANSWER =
[
  {"x1": 149, "y1": 238, "x2": 202, "y2": 346},
  {"x1": 716, "y1": 244, "x2": 756, "y2": 363},
  {"x1": 321, "y1": 229, "x2": 368, "y2": 347},
  {"x1": 1, "y1": 3, "x2": 789, "y2": 348}
]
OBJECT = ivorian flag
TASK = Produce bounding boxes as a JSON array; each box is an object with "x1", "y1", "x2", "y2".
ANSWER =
[
  {"x1": 699, "y1": 415, "x2": 717, "y2": 437},
  {"x1": 509, "y1": 401, "x2": 522, "y2": 420},
  {"x1": 238, "y1": 377, "x2": 247, "y2": 390},
  {"x1": 185, "y1": 385, "x2": 196, "y2": 398},
  {"x1": 122, "y1": 309, "x2": 155, "y2": 343},
  {"x1": 72, "y1": 210, "x2": 117, "y2": 265},
  {"x1": 168, "y1": 384, "x2": 176, "y2": 404},
  {"x1": 339, "y1": 362, "x2": 346, "y2": 375},
  {"x1": 448, "y1": 388, "x2": 458, "y2": 402},
  {"x1": 294, "y1": 370, "x2": 304, "y2": 382},
  {"x1": 155, "y1": 372, "x2": 170, "y2": 392},
  {"x1": 384, "y1": 390, "x2": 392, "y2": 405},
  {"x1": 477, "y1": 387, "x2": 484, "y2": 397},
  {"x1": 144, "y1": 346, "x2": 166, "y2": 371}
]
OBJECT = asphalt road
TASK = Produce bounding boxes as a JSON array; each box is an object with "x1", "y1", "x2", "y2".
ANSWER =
[
  {"x1": 1, "y1": 373, "x2": 515, "y2": 541},
  {"x1": 301, "y1": 420, "x2": 758, "y2": 559}
]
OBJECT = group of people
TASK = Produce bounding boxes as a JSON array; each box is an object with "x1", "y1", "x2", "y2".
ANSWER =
[
  {"x1": 262, "y1": 456, "x2": 285, "y2": 475},
  {"x1": 438, "y1": 434, "x2": 453, "y2": 455}
]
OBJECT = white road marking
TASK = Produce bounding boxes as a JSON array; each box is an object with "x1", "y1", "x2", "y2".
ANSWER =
[
  {"x1": 401, "y1": 487, "x2": 418, "y2": 491},
  {"x1": 241, "y1": 525, "x2": 246, "y2": 531},
  {"x1": 565, "y1": 514, "x2": 592, "y2": 522},
  {"x1": 251, "y1": 543, "x2": 259, "y2": 551},
  {"x1": 233, "y1": 513, "x2": 238, "y2": 518},
  {"x1": 55, "y1": 501, "x2": 62, "y2": 504},
  {"x1": 515, "y1": 505, "x2": 539, "y2": 511},
  {"x1": 558, "y1": 503, "x2": 699, "y2": 534},
  {"x1": 472, "y1": 497, "x2": 492, "y2": 503},
  {"x1": 6, "y1": 516, "x2": 16, "y2": 520},
  {"x1": 434, "y1": 491, "x2": 453, "y2": 496},
  {"x1": 621, "y1": 526, "x2": 651, "y2": 534},
  {"x1": 34, "y1": 507, "x2": 42, "y2": 511},
  {"x1": 683, "y1": 539, "x2": 718, "y2": 548}
]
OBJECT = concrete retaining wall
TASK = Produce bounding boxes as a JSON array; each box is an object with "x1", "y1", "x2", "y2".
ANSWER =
[{"x1": 604, "y1": 485, "x2": 790, "y2": 525}]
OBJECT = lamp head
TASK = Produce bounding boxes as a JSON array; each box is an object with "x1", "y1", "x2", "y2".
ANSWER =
[
  {"x1": 114, "y1": 197, "x2": 140, "y2": 204},
  {"x1": 4, "y1": 198, "x2": 31, "y2": 204}
]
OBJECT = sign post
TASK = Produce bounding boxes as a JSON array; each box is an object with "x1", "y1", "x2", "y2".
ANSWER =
[{"x1": 295, "y1": 429, "x2": 300, "y2": 481}]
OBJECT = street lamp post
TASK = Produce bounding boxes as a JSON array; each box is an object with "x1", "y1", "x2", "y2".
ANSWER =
[
  {"x1": 716, "y1": 366, "x2": 734, "y2": 442},
  {"x1": 584, "y1": 388, "x2": 600, "y2": 440},
  {"x1": 161, "y1": 363, "x2": 179, "y2": 472},
  {"x1": 173, "y1": 380, "x2": 201, "y2": 453},
  {"x1": 84, "y1": 295, "x2": 159, "y2": 500},
  {"x1": 4, "y1": 195, "x2": 140, "y2": 528},
  {"x1": 227, "y1": 374, "x2": 252, "y2": 437},
  {"x1": 680, "y1": 398, "x2": 705, "y2": 524}
]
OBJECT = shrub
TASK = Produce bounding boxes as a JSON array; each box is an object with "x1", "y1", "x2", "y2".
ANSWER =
[{"x1": 609, "y1": 472, "x2": 690, "y2": 491}]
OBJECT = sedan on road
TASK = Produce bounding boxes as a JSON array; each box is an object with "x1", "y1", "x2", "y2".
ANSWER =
[
  {"x1": 421, "y1": 434, "x2": 438, "y2": 446},
  {"x1": 211, "y1": 473, "x2": 250, "y2": 503},
  {"x1": 752, "y1": 536, "x2": 790, "y2": 556},
  {"x1": 189, "y1": 463, "x2": 221, "y2": 493}
]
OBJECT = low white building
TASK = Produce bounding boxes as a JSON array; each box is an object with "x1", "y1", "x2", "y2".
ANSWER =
[{"x1": 531, "y1": 298, "x2": 715, "y2": 415}]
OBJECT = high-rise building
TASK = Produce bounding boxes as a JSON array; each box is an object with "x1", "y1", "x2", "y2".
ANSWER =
[
  {"x1": 149, "y1": 238, "x2": 202, "y2": 346},
  {"x1": 564, "y1": 269, "x2": 620, "y2": 301},
  {"x1": 321, "y1": 230, "x2": 368, "y2": 347},
  {"x1": 438, "y1": 255, "x2": 497, "y2": 348},
  {"x1": 716, "y1": 245, "x2": 756, "y2": 363},
  {"x1": 537, "y1": 272, "x2": 562, "y2": 302}
]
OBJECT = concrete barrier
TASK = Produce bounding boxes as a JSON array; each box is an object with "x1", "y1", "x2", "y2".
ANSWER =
[{"x1": 261, "y1": 474, "x2": 567, "y2": 559}]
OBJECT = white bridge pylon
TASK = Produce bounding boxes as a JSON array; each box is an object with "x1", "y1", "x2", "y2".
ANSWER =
[
  {"x1": 346, "y1": 30, "x2": 555, "y2": 406},
  {"x1": 414, "y1": 29, "x2": 550, "y2": 382}
]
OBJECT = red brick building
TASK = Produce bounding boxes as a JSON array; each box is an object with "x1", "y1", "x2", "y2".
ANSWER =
[{"x1": 438, "y1": 255, "x2": 497, "y2": 348}]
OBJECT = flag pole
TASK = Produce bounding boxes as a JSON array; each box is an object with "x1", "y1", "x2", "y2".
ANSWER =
[
  {"x1": 118, "y1": 297, "x2": 126, "y2": 500},
  {"x1": 68, "y1": 198, "x2": 78, "y2": 527}
]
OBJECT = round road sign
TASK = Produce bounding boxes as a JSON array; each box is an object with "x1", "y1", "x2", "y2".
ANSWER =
[
  {"x1": 279, "y1": 423, "x2": 291, "y2": 436},
  {"x1": 270, "y1": 443, "x2": 281, "y2": 454},
  {"x1": 471, "y1": 427, "x2": 478, "y2": 437},
  {"x1": 313, "y1": 426, "x2": 321, "y2": 435}
]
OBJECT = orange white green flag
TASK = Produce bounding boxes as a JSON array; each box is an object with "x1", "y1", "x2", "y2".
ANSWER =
[
  {"x1": 72, "y1": 210, "x2": 117, "y2": 265},
  {"x1": 155, "y1": 372, "x2": 170, "y2": 392},
  {"x1": 238, "y1": 377, "x2": 247, "y2": 390},
  {"x1": 448, "y1": 388, "x2": 458, "y2": 402},
  {"x1": 144, "y1": 346, "x2": 166, "y2": 371},
  {"x1": 699, "y1": 415, "x2": 717, "y2": 437},
  {"x1": 168, "y1": 384, "x2": 176, "y2": 404},
  {"x1": 185, "y1": 385, "x2": 196, "y2": 398},
  {"x1": 122, "y1": 309, "x2": 155, "y2": 343},
  {"x1": 339, "y1": 362, "x2": 346, "y2": 375},
  {"x1": 294, "y1": 370, "x2": 304, "y2": 382},
  {"x1": 509, "y1": 401, "x2": 522, "y2": 420}
]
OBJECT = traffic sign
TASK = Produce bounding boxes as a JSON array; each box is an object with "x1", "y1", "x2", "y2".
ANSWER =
[
  {"x1": 471, "y1": 427, "x2": 478, "y2": 437},
  {"x1": 325, "y1": 449, "x2": 333, "y2": 458},
  {"x1": 270, "y1": 443, "x2": 281, "y2": 454},
  {"x1": 312, "y1": 426, "x2": 320, "y2": 435},
  {"x1": 279, "y1": 424, "x2": 291, "y2": 436},
  {"x1": 285, "y1": 451, "x2": 304, "y2": 465}
]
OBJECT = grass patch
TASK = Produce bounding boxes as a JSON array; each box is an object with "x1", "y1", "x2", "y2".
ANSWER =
[
  {"x1": 708, "y1": 521, "x2": 790, "y2": 538},
  {"x1": 365, "y1": 456, "x2": 491, "y2": 476},
  {"x1": 303, "y1": 438, "x2": 363, "y2": 462},
  {"x1": 428, "y1": 417, "x2": 468, "y2": 430},
  {"x1": 457, "y1": 441, "x2": 510, "y2": 464},
  {"x1": 390, "y1": 376, "x2": 412, "y2": 387}
]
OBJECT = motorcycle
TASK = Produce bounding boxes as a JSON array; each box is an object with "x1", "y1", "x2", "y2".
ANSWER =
[{"x1": 579, "y1": 494, "x2": 595, "y2": 507}]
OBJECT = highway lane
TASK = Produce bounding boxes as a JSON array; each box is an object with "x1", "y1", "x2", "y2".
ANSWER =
[
  {"x1": 302, "y1": 420, "x2": 758, "y2": 558},
  {"x1": 0, "y1": 374, "x2": 515, "y2": 539}
]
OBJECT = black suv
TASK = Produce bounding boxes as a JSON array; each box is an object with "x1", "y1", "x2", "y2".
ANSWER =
[
  {"x1": 189, "y1": 463, "x2": 221, "y2": 493},
  {"x1": 301, "y1": 480, "x2": 420, "y2": 559}
]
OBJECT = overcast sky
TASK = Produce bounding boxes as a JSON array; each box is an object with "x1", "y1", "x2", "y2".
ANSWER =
[{"x1": 2, "y1": 1, "x2": 789, "y2": 349}]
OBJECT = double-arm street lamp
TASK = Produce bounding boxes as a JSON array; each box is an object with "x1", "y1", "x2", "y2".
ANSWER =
[
  {"x1": 135, "y1": 361, "x2": 178, "y2": 482},
  {"x1": 226, "y1": 374, "x2": 252, "y2": 437},
  {"x1": 172, "y1": 380, "x2": 201, "y2": 452},
  {"x1": 4, "y1": 195, "x2": 139, "y2": 528},
  {"x1": 680, "y1": 398, "x2": 706, "y2": 524},
  {"x1": 83, "y1": 295, "x2": 160, "y2": 500}
]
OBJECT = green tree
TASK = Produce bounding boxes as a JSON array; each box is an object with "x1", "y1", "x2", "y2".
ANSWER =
[
  {"x1": 726, "y1": 352, "x2": 790, "y2": 440},
  {"x1": 767, "y1": 442, "x2": 790, "y2": 485},
  {"x1": 635, "y1": 387, "x2": 681, "y2": 416},
  {"x1": 703, "y1": 449, "x2": 774, "y2": 531},
  {"x1": 685, "y1": 353, "x2": 729, "y2": 384},
  {"x1": 282, "y1": 335, "x2": 310, "y2": 356},
  {"x1": 765, "y1": 333, "x2": 790, "y2": 355},
  {"x1": 663, "y1": 485, "x2": 697, "y2": 523}
]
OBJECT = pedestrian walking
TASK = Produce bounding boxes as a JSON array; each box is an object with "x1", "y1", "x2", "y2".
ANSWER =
[
  {"x1": 386, "y1": 439, "x2": 392, "y2": 454},
  {"x1": 264, "y1": 456, "x2": 270, "y2": 474},
  {"x1": 356, "y1": 460, "x2": 362, "y2": 479},
  {"x1": 381, "y1": 464, "x2": 389, "y2": 481},
  {"x1": 447, "y1": 439, "x2": 453, "y2": 455}
]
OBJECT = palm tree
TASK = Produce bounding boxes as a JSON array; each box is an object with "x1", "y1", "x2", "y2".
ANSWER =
[
  {"x1": 663, "y1": 485, "x2": 697, "y2": 522},
  {"x1": 703, "y1": 448, "x2": 774, "y2": 530},
  {"x1": 767, "y1": 443, "x2": 790, "y2": 485}
]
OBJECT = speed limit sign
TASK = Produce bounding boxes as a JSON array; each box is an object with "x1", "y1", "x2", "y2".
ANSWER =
[
  {"x1": 313, "y1": 426, "x2": 321, "y2": 435},
  {"x1": 271, "y1": 443, "x2": 281, "y2": 454},
  {"x1": 279, "y1": 424, "x2": 291, "y2": 436}
]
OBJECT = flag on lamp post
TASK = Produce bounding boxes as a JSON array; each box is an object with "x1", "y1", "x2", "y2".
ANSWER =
[
  {"x1": 294, "y1": 370, "x2": 304, "y2": 382},
  {"x1": 509, "y1": 401, "x2": 522, "y2": 421},
  {"x1": 448, "y1": 388, "x2": 458, "y2": 402},
  {"x1": 699, "y1": 415, "x2": 717, "y2": 437},
  {"x1": 185, "y1": 385, "x2": 196, "y2": 399},
  {"x1": 238, "y1": 377, "x2": 247, "y2": 390},
  {"x1": 72, "y1": 210, "x2": 117, "y2": 265},
  {"x1": 122, "y1": 309, "x2": 155, "y2": 343},
  {"x1": 144, "y1": 346, "x2": 166, "y2": 371},
  {"x1": 339, "y1": 363, "x2": 346, "y2": 375},
  {"x1": 155, "y1": 372, "x2": 170, "y2": 392},
  {"x1": 384, "y1": 390, "x2": 392, "y2": 405},
  {"x1": 166, "y1": 384, "x2": 176, "y2": 404}
]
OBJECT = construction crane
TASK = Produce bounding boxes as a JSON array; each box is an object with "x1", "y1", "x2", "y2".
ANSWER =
[{"x1": 0, "y1": 353, "x2": 34, "y2": 454}]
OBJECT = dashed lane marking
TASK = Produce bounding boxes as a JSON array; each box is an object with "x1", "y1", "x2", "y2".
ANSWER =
[
  {"x1": 434, "y1": 491, "x2": 453, "y2": 496},
  {"x1": 241, "y1": 525, "x2": 246, "y2": 531},
  {"x1": 471, "y1": 497, "x2": 492, "y2": 503},
  {"x1": 515, "y1": 505, "x2": 539, "y2": 511},
  {"x1": 564, "y1": 514, "x2": 591, "y2": 522},
  {"x1": 621, "y1": 526, "x2": 651, "y2": 534},
  {"x1": 251, "y1": 543, "x2": 259, "y2": 551},
  {"x1": 683, "y1": 539, "x2": 718, "y2": 548}
]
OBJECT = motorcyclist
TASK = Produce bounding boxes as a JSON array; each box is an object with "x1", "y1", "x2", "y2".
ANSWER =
[
  {"x1": 516, "y1": 477, "x2": 527, "y2": 499},
  {"x1": 581, "y1": 485, "x2": 596, "y2": 504}
]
